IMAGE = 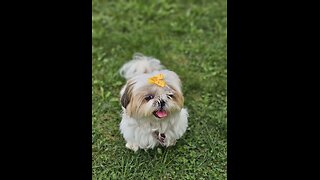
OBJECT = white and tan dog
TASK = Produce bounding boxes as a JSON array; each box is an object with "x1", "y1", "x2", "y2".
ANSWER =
[{"x1": 119, "y1": 53, "x2": 188, "y2": 152}]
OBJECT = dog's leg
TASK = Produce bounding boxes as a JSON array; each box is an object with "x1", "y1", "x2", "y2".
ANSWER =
[
  {"x1": 125, "y1": 142, "x2": 139, "y2": 152},
  {"x1": 165, "y1": 139, "x2": 177, "y2": 147}
]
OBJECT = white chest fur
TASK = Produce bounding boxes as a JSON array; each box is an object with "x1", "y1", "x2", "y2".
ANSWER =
[{"x1": 120, "y1": 108, "x2": 188, "y2": 151}]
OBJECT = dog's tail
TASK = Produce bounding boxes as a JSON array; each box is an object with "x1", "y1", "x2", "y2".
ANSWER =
[{"x1": 119, "y1": 53, "x2": 164, "y2": 80}]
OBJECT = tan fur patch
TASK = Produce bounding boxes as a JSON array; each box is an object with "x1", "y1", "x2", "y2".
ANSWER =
[
  {"x1": 120, "y1": 80, "x2": 135, "y2": 108},
  {"x1": 168, "y1": 85, "x2": 184, "y2": 108}
]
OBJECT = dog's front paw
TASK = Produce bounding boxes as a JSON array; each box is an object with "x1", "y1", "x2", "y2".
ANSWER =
[
  {"x1": 165, "y1": 139, "x2": 176, "y2": 147},
  {"x1": 125, "y1": 142, "x2": 139, "y2": 152}
]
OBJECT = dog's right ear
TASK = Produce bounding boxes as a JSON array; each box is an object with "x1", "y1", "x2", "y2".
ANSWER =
[{"x1": 120, "y1": 81, "x2": 135, "y2": 108}]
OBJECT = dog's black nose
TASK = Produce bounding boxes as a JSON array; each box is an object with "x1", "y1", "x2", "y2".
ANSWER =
[{"x1": 159, "y1": 100, "x2": 165, "y2": 107}]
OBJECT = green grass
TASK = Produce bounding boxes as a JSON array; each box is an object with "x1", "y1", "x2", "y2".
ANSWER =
[{"x1": 92, "y1": 0, "x2": 227, "y2": 179}]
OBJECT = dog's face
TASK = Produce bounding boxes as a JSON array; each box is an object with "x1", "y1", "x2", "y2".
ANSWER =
[{"x1": 121, "y1": 70, "x2": 184, "y2": 120}]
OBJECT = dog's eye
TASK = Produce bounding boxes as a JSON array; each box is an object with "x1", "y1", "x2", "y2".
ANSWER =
[
  {"x1": 167, "y1": 94, "x2": 174, "y2": 99},
  {"x1": 145, "y1": 95, "x2": 154, "y2": 101}
]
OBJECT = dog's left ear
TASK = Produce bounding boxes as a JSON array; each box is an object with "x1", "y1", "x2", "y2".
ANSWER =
[{"x1": 120, "y1": 81, "x2": 135, "y2": 108}]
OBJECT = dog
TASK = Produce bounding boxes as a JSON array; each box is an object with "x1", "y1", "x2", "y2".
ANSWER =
[{"x1": 119, "y1": 53, "x2": 188, "y2": 152}]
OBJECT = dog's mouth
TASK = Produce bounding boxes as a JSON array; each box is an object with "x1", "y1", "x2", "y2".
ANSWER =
[{"x1": 153, "y1": 110, "x2": 168, "y2": 119}]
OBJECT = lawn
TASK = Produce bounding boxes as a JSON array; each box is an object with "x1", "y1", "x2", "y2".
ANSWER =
[{"x1": 92, "y1": 0, "x2": 227, "y2": 179}]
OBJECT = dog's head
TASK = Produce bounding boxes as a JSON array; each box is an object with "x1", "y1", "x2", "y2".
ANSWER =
[{"x1": 120, "y1": 70, "x2": 184, "y2": 120}]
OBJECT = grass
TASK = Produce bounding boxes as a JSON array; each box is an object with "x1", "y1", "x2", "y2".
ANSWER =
[{"x1": 92, "y1": 0, "x2": 227, "y2": 179}]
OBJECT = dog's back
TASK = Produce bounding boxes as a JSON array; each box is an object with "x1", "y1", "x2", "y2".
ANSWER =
[{"x1": 119, "y1": 53, "x2": 164, "y2": 80}]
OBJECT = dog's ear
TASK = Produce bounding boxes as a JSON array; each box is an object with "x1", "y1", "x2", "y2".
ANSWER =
[{"x1": 120, "y1": 81, "x2": 135, "y2": 108}]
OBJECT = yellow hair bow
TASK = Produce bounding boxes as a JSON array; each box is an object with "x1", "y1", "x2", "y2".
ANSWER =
[{"x1": 148, "y1": 73, "x2": 166, "y2": 87}]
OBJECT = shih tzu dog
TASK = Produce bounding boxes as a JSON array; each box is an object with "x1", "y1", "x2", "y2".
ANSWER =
[{"x1": 119, "y1": 53, "x2": 188, "y2": 152}]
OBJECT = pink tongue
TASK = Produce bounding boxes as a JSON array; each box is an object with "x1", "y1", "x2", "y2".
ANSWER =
[{"x1": 156, "y1": 110, "x2": 167, "y2": 118}]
